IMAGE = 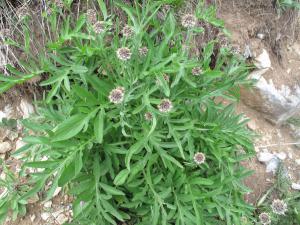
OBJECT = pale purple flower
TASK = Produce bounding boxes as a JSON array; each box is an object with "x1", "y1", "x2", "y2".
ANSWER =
[
  {"x1": 86, "y1": 9, "x2": 97, "y2": 24},
  {"x1": 122, "y1": 25, "x2": 134, "y2": 38},
  {"x1": 93, "y1": 21, "x2": 105, "y2": 34},
  {"x1": 139, "y1": 47, "x2": 148, "y2": 57},
  {"x1": 116, "y1": 47, "x2": 132, "y2": 61},
  {"x1": 194, "y1": 152, "x2": 205, "y2": 165},
  {"x1": 192, "y1": 67, "x2": 203, "y2": 76},
  {"x1": 271, "y1": 199, "x2": 287, "y2": 215},
  {"x1": 181, "y1": 14, "x2": 197, "y2": 28},
  {"x1": 158, "y1": 99, "x2": 173, "y2": 113},
  {"x1": 259, "y1": 212, "x2": 271, "y2": 225},
  {"x1": 144, "y1": 112, "x2": 153, "y2": 121},
  {"x1": 108, "y1": 87, "x2": 125, "y2": 104}
]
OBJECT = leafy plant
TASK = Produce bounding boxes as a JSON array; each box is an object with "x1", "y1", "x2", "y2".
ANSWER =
[
  {"x1": 276, "y1": 0, "x2": 300, "y2": 10},
  {"x1": 0, "y1": 0, "x2": 255, "y2": 224}
]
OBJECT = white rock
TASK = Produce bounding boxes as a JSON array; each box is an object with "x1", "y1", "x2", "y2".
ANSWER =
[
  {"x1": 292, "y1": 183, "x2": 300, "y2": 190},
  {"x1": 257, "y1": 33, "x2": 265, "y2": 40},
  {"x1": 254, "y1": 49, "x2": 271, "y2": 69},
  {"x1": 30, "y1": 214, "x2": 36, "y2": 222},
  {"x1": 288, "y1": 152, "x2": 293, "y2": 159},
  {"x1": 276, "y1": 152, "x2": 287, "y2": 160},
  {"x1": 53, "y1": 187, "x2": 62, "y2": 197},
  {"x1": 52, "y1": 209, "x2": 65, "y2": 218},
  {"x1": 41, "y1": 212, "x2": 51, "y2": 221},
  {"x1": 7, "y1": 131, "x2": 18, "y2": 141},
  {"x1": 56, "y1": 213, "x2": 68, "y2": 224},
  {"x1": 19, "y1": 99, "x2": 34, "y2": 119},
  {"x1": 44, "y1": 201, "x2": 52, "y2": 208},
  {"x1": 266, "y1": 157, "x2": 280, "y2": 174},
  {"x1": 0, "y1": 142, "x2": 11, "y2": 153},
  {"x1": 247, "y1": 120, "x2": 257, "y2": 130},
  {"x1": 16, "y1": 138, "x2": 26, "y2": 150},
  {"x1": 0, "y1": 105, "x2": 13, "y2": 122},
  {"x1": 296, "y1": 159, "x2": 300, "y2": 165},
  {"x1": 257, "y1": 152, "x2": 274, "y2": 162}
]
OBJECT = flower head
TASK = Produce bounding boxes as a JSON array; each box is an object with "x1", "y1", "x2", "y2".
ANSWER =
[
  {"x1": 122, "y1": 25, "x2": 134, "y2": 38},
  {"x1": 259, "y1": 212, "x2": 271, "y2": 225},
  {"x1": 108, "y1": 87, "x2": 125, "y2": 104},
  {"x1": 192, "y1": 67, "x2": 203, "y2": 76},
  {"x1": 194, "y1": 152, "x2": 206, "y2": 165},
  {"x1": 144, "y1": 112, "x2": 153, "y2": 121},
  {"x1": 139, "y1": 47, "x2": 148, "y2": 57},
  {"x1": 158, "y1": 99, "x2": 173, "y2": 113},
  {"x1": 181, "y1": 14, "x2": 197, "y2": 28},
  {"x1": 93, "y1": 21, "x2": 105, "y2": 34},
  {"x1": 116, "y1": 47, "x2": 132, "y2": 61},
  {"x1": 86, "y1": 9, "x2": 97, "y2": 24},
  {"x1": 271, "y1": 199, "x2": 287, "y2": 215}
]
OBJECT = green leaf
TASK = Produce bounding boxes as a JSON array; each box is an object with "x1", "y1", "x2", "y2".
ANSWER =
[
  {"x1": 94, "y1": 108, "x2": 105, "y2": 143},
  {"x1": 99, "y1": 183, "x2": 125, "y2": 195},
  {"x1": 25, "y1": 160, "x2": 59, "y2": 168},
  {"x1": 52, "y1": 114, "x2": 87, "y2": 142},
  {"x1": 125, "y1": 138, "x2": 146, "y2": 170},
  {"x1": 113, "y1": 169, "x2": 129, "y2": 186},
  {"x1": 190, "y1": 177, "x2": 214, "y2": 186}
]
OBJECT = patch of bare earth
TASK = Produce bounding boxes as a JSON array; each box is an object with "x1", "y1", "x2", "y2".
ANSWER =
[{"x1": 218, "y1": 0, "x2": 300, "y2": 205}]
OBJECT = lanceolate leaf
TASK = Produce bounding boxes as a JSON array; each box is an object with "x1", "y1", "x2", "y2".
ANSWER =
[{"x1": 52, "y1": 114, "x2": 88, "y2": 142}]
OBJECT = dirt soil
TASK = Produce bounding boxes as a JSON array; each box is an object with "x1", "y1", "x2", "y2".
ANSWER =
[{"x1": 218, "y1": 0, "x2": 300, "y2": 205}]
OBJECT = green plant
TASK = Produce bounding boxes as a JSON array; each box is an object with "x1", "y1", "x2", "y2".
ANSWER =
[
  {"x1": 0, "y1": 0, "x2": 255, "y2": 224},
  {"x1": 276, "y1": 0, "x2": 300, "y2": 10}
]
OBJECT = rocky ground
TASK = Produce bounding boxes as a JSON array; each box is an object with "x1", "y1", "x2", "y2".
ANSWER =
[{"x1": 1, "y1": 0, "x2": 300, "y2": 224}]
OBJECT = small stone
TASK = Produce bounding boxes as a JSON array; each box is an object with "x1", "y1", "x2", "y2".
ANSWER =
[
  {"x1": 0, "y1": 142, "x2": 11, "y2": 154},
  {"x1": 288, "y1": 152, "x2": 293, "y2": 159},
  {"x1": 30, "y1": 214, "x2": 36, "y2": 222},
  {"x1": 247, "y1": 120, "x2": 257, "y2": 130},
  {"x1": 257, "y1": 152, "x2": 274, "y2": 162},
  {"x1": 254, "y1": 146, "x2": 260, "y2": 152},
  {"x1": 56, "y1": 213, "x2": 68, "y2": 224},
  {"x1": 266, "y1": 157, "x2": 280, "y2": 174},
  {"x1": 295, "y1": 159, "x2": 300, "y2": 165},
  {"x1": 19, "y1": 99, "x2": 34, "y2": 119},
  {"x1": 7, "y1": 131, "x2": 18, "y2": 141},
  {"x1": 44, "y1": 201, "x2": 52, "y2": 208},
  {"x1": 276, "y1": 152, "x2": 287, "y2": 160},
  {"x1": 41, "y1": 212, "x2": 51, "y2": 221},
  {"x1": 254, "y1": 49, "x2": 271, "y2": 69},
  {"x1": 52, "y1": 209, "x2": 65, "y2": 218},
  {"x1": 257, "y1": 33, "x2": 265, "y2": 40},
  {"x1": 292, "y1": 183, "x2": 300, "y2": 190}
]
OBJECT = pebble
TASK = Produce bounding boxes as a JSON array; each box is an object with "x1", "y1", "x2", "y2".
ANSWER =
[
  {"x1": 292, "y1": 183, "x2": 300, "y2": 190},
  {"x1": 288, "y1": 152, "x2": 293, "y2": 159},
  {"x1": 247, "y1": 120, "x2": 257, "y2": 130},
  {"x1": 254, "y1": 49, "x2": 271, "y2": 69},
  {"x1": 257, "y1": 33, "x2": 265, "y2": 40},
  {"x1": 257, "y1": 152, "x2": 274, "y2": 162},
  {"x1": 7, "y1": 131, "x2": 18, "y2": 141},
  {"x1": 44, "y1": 201, "x2": 52, "y2": 208},
  {"x1": 275, "y1": 152, "x2": 287, "y2": 160},
  {"x1": 41, "y1": 212, "x2": 51, "y2": 221},
  {"x1": 56, "y1": 213, "x2": 68, "y2": 224},
  {"x1": 0, "y1": 142, "x2": 11, "y2": 154}
]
